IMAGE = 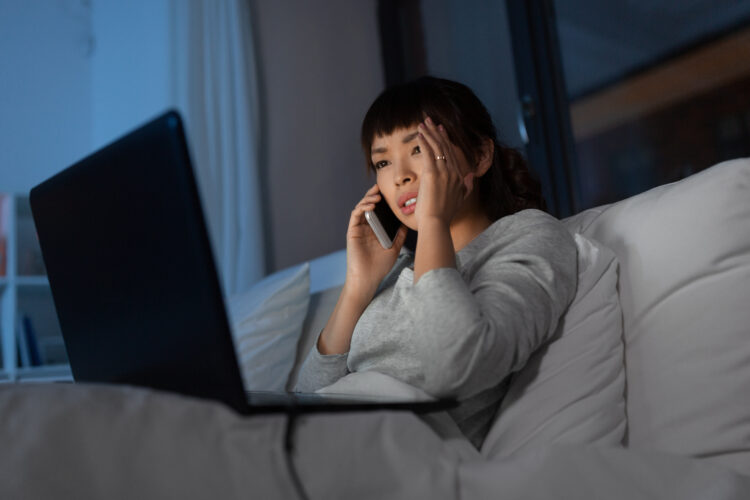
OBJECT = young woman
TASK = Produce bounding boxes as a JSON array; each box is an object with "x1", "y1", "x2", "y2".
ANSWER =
[{"x1": 296, "y1": 76, "x2": 577, "y2": 449}]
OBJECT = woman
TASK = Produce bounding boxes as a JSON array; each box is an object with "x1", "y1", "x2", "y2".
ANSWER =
[{"x1": 297, "y1": 76, "x2": 577, "y2": 449}]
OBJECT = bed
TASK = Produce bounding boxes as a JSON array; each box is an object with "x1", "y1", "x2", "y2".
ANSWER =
[{"x1": 2, "y1": 158, "x2": 749, "y2": 499}]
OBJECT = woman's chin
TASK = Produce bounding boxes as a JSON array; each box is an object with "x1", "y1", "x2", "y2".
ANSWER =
[{"x1": 396, "y1": 213, "x2": 418, "y2": 231}]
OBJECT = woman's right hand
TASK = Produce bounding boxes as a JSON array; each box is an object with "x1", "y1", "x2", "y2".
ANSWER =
[
  {"x1": 314, "y1": 185, "x2": 407, "y2": 356},
  {"x1": 345, "y1": 184, "x2": 407, "y2": 299}
]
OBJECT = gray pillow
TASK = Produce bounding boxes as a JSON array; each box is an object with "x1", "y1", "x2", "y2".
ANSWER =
[
  {"x1": 481, "y1": 233, "x2": 627, "y2": 458},
  {"x1": 227, "y1": 263, "x2": 310, "y2": 391},
  {"x1": 566, "y1": 158, "x2": 750, "y2": 476},
  {"x1": 286, "y1": 284, "x2": 343, "y2": 390}
]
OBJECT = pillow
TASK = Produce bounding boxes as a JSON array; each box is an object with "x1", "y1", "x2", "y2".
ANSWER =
[
  {"x1": 564, "y1": 158, "x2": 750, "y2": 476},
  {"x1": 286, "y1": 284, "x2": 343, "y2": 390},
  {"x1": 227, "y1": 263, "x2": 310, "y2": 391},
  {"x1": 309, "y1": 249, "x2": 346, "y2": 293},
  {"x1": 481, "y1": 233, "x2": 626, "y2": 459}
]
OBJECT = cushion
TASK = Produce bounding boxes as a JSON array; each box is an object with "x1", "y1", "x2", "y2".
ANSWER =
[
  {"x1": 564, "y1": 158, "x2": 750, "y2": 476},
  {"x1": 286, "y1": 284, "x2": 343, "y2": 390},
  {"x1": 481, "y1": 233, "x2": 626, "y2": 458},
  {"x1": 309, "y1": 249, "x2": 346, "y2": 293},
  {"x1": 0, "y1": 383, "x2": 464, "y2": 499},
  {"x1": 227, "y1": 263, "x2": 310, "y2": 391}
]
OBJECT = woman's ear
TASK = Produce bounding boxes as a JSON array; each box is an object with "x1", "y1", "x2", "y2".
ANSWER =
[{"x1": 475, "y1": 138, "x2": 494, "y2": 177}]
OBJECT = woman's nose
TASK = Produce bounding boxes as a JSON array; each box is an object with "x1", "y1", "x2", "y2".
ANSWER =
[{"x1": 394, "y1": 161, "x2": 415, "y2": 186}]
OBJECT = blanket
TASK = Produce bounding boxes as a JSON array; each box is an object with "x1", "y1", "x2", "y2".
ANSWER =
[{"x1": 1, "y1": 384, "x2": 749, "y2": 499}]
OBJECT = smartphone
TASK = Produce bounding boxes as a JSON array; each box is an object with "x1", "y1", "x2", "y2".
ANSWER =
[{"x1": 365, "y1": 198, "x2": 402, "y2": 249}]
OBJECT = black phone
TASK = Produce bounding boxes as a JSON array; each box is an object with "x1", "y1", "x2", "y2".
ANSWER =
[{"x1": 364, "y1": 199, "x2": 417, "y2": 251}]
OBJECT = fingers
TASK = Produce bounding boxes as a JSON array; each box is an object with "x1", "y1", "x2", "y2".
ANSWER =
[
  {"x1": 354, "y1": 195, "x2": 380, "y2": 214},
  {"x1": 350, "y1": 202, "x2": 370, "y2": 224},
  {"x1": 417, "y1": 130, "x2": 436, "y2": 169},
  {"x1": 349, "y1": 185, "x2": 386, "y2": 229},
  {"x1": 359, "y1": 185, "x2": 382, "y2": 207},
  {"x1": 361, "y1": 192, "x2": 381, "y2": 204},
  {"x1": 435, "y1": 124, "x2": 462, "y2": 173},
  {"x1": 418, "y1": 117, "x2": 476, "y2": 209},
  {"x1": 418, "y1": 118, "x2": 445, "y2": 170},
  {"x1": 419, "y1": 117, "x2": 464, "y2": 178},
  {"x1": 420, "y1": 117, "x2": 471, "y2": 194}
]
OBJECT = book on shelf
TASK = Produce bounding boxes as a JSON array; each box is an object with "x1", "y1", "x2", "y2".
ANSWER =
[
  {"x1": 0, "y1": 194, "x2": 9, "y2": 277},
  {"x1": 0, "y1": 237, "x2": 6, "y2": 277},
  {"x1": 16, "y1": 214, "x2": 46, "y2": 276},
  {"x1": 38, "y1": 336, "x2": 68, "y2": 365},
  {"x1": 16, "y1": 314, "x2": 43, "y2": 367}
]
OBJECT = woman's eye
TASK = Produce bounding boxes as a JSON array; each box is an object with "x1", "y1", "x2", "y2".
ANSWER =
[
  {"x1": 375, "y1": 160, "x2": 389, "y2": 169},
  {"x1": 412, "y1": 145, "x2": 421, "y2": 155}
]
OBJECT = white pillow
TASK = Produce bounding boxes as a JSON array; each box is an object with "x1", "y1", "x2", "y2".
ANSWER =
[
  {"x1": 227, "y1": 263, "x2": 310, "y2": 391},
  {"x1": 481, "y1": 233, "x2": 626, "y2": 458},
  {"x1": 564, "y1": 158, "x2": 750, "y2": 476},
  {"x1": 286, "y1": 284, "x2": 343, "y2": 391}
]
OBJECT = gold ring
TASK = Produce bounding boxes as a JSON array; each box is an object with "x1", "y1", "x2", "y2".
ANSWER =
[{"x1": 435, "y1": 155, "x2": 446, "y2": 161}]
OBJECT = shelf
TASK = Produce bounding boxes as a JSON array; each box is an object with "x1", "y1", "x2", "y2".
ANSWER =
[
  {"x1": 16, "y1": 276, "x2": 49, "y2": 287},
  {"x1": 1, "y1": 192, "x2": 70, "y2": 380},
  {"x1": 15, "y1": 364, "x2": 72, "y2": 382}
]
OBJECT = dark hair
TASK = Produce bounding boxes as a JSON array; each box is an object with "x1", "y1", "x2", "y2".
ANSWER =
[{"x1": 361, "y1": 76, "x2": 546, "y2": 220}]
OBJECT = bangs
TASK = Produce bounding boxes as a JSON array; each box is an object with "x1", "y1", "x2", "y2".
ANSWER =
[{"x1": 361, "y1": 85, "x2": 426, "y2": 146}]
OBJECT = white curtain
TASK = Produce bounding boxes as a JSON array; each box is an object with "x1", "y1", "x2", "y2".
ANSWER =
[{"x1": 168, "y1": 0, "x2": 265, "y2": 294}]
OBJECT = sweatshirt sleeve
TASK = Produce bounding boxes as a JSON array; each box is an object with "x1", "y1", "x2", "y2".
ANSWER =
[
  {"x1": 398, "y1": 212, "x2": 577, "y2": 399},
  {"x1": 294, "y1": 333, "x2": 349, "y2": 393}
]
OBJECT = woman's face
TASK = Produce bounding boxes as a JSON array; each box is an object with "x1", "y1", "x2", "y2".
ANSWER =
[
  {"x1": 369, "y1": 126, "x2": 425, "y2": 230},
  {"x1": 369, "y1": 125, "x2": 475, "y2": 231}
]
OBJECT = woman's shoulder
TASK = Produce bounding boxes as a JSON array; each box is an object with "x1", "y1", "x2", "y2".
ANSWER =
[
  {"x1": 497, "y1": 207, "x2": 563, "y2": 228},
  {"x1": 454, "y1": 209, "x2": 576, "y2": 295},
  {"x1": 485, "y1": 209, "x2": 572, "y2": 246},
  {"x1": 459, "y1": 208, "x2": 576, "y2": 270}
]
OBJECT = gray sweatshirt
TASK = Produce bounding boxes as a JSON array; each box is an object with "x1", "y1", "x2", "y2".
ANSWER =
[{"x1": 296, "y1": 209, "x2": 578, "y2": 448}]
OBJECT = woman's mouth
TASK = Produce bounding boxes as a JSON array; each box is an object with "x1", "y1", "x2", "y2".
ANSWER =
[{"x1": 401, "y1": 196, "x2": 417, "y2": 215}]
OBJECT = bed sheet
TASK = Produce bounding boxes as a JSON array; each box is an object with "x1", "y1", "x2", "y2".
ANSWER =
[
  {"x1": 2, "y1": 384, "x2": 748, "y2": 500},
  {"x1": 460, "y1": 445, "x2": 750, "y2": 500}
]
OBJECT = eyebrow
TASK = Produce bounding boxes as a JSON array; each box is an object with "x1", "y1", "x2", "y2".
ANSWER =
[{"x1": 371, "y1": 131, "x2": 420, "y2": 155}]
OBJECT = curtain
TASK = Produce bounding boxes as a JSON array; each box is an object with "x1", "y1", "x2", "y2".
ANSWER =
[{"x1": 169, "y1": 0, "x2": 265, "y2": 294}]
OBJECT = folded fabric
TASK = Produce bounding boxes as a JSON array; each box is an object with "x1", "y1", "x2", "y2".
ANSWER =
[
  {"x1": 482, "y1": 233, "x2": 626, "y2": 458},
  {"x1": 565, "y1": 158, "x2": 750, "y2": 476},
  {"x1": 227, "y1": 262, "x2": 310, "y2": 391},
  {"x1": 317, "y1": 371, "x2": 435, "y2": 401}
]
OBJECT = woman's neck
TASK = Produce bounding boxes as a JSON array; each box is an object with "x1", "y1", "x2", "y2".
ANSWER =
[{"x1": 450, "y1": 201, "x2": 493, "y2": 252}]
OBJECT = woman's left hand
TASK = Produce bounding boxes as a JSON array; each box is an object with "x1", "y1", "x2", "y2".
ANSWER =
[{"x1": 415, "y1": 117, "x2": 475, "y2": 228}]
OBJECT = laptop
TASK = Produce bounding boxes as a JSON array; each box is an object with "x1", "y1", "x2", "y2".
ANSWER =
[{"x1": 29, "y1": 111, "x2": 454, "y2": 415}]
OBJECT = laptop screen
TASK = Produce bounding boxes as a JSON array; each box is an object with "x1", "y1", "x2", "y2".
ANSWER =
[{"x1": 30, "y1": 111, "x2": 248, "y2": 412}]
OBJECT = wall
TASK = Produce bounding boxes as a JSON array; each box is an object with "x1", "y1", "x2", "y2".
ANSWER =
[
  {"x1": 421, "y1": 0, "x2": 523, "y2": 149},
  {"x1": 250, "y1": 0, "x2": 384, "y2": 271},
  {"x1": 0, "y1": 0, "x2": 92, "y2": 194},
  {"x1": 0, "y1": 0, "x2": 173, "y2": 194},
  {"x1": 2, "y1": 0, "x2": 389, "y2": 275},
  {"x1": 90, "y1": 0, "x2": 171, "y2": 151}
]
